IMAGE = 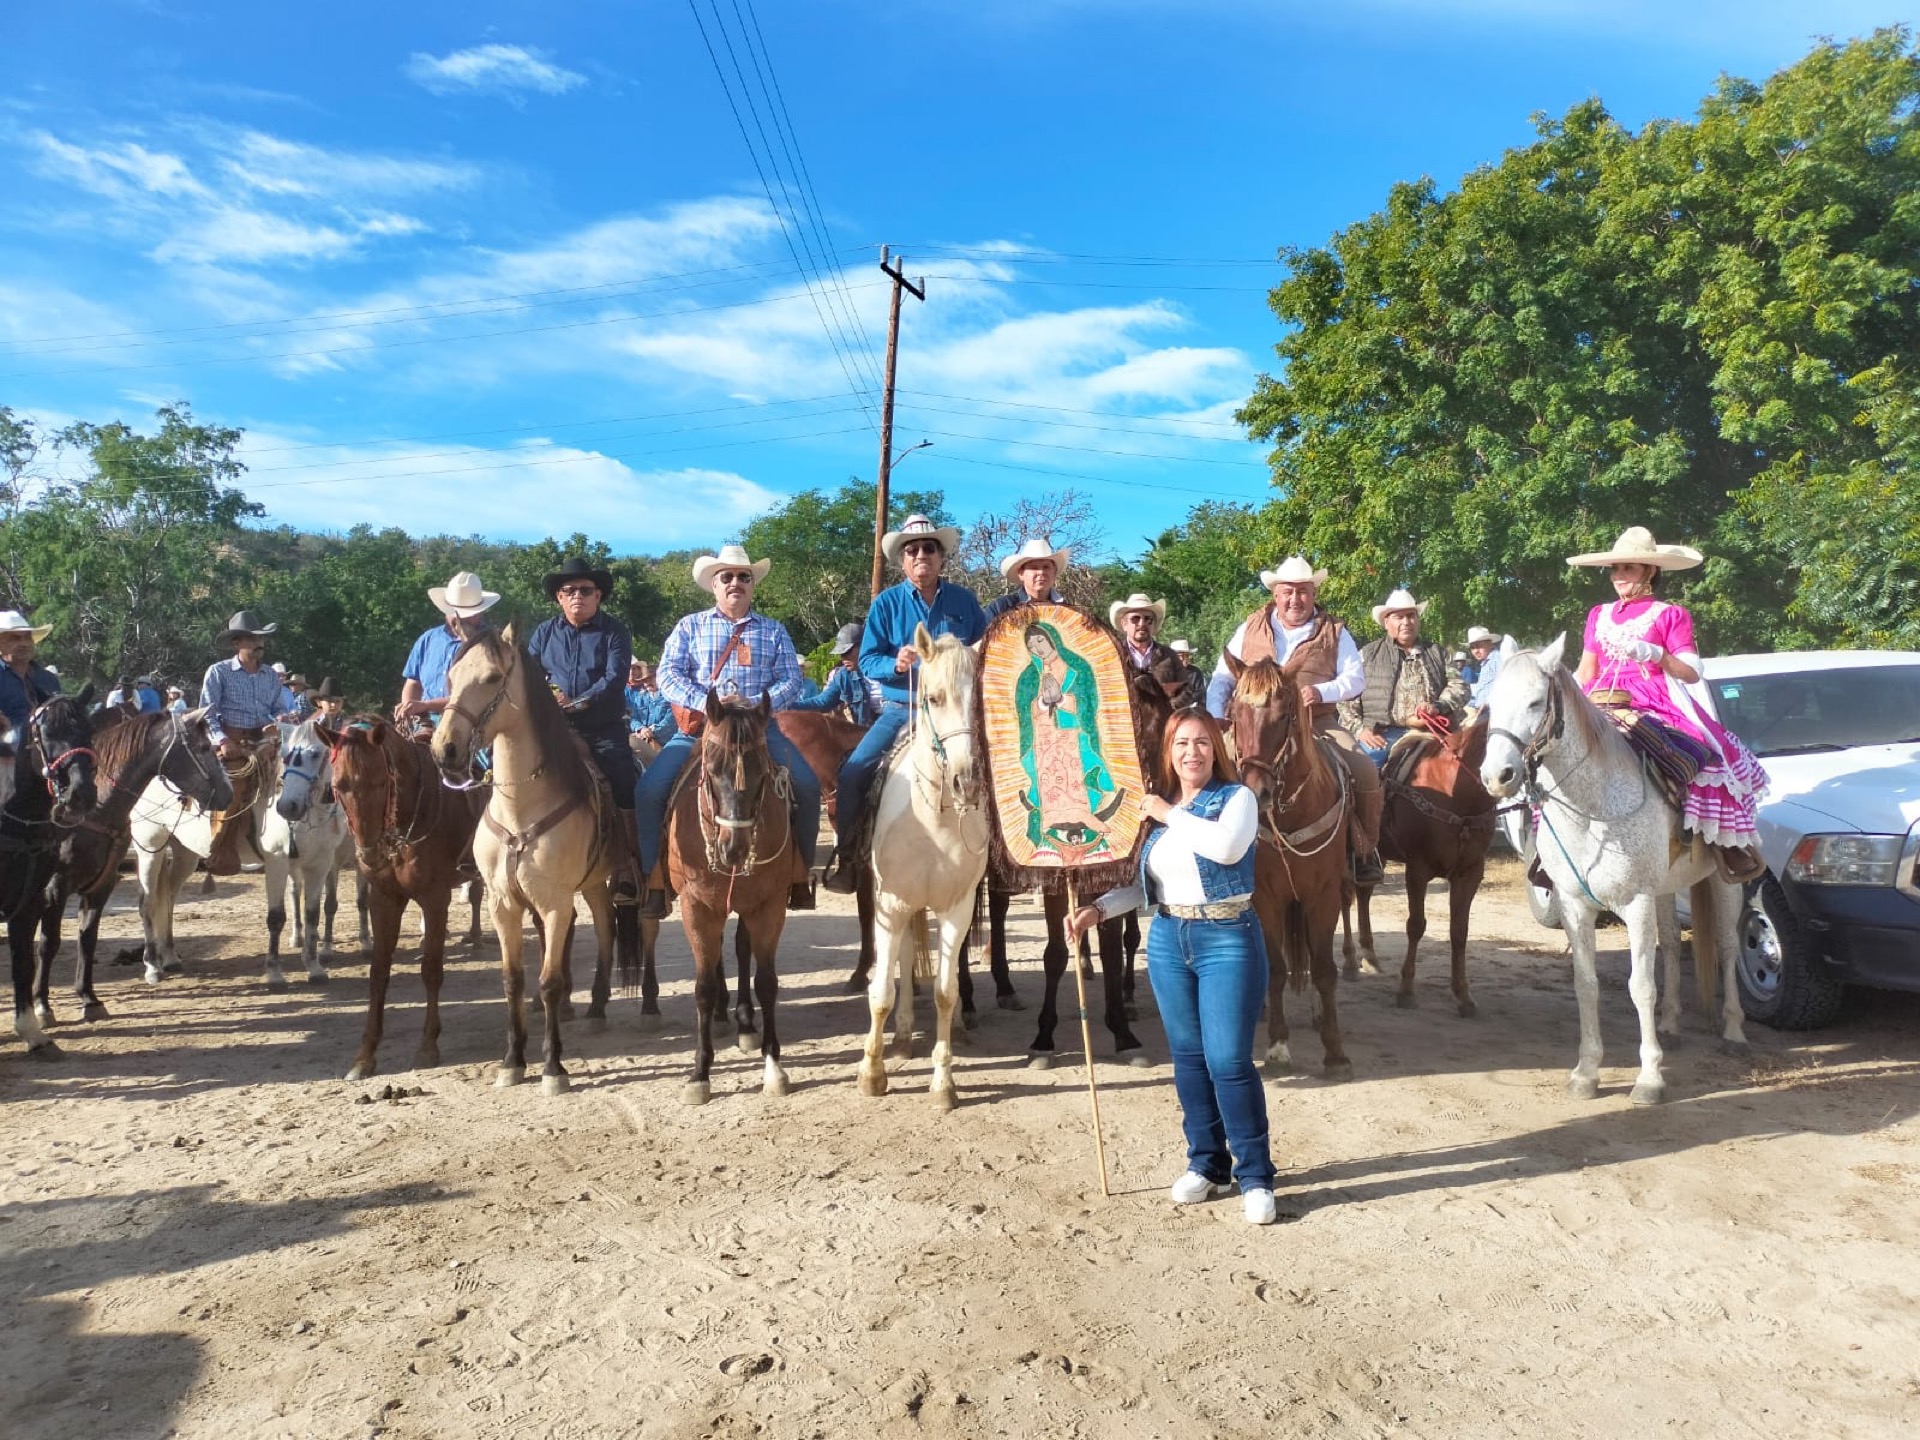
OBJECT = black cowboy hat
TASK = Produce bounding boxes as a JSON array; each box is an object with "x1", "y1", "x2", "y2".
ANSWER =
[
  {"x1": 313, "y1": 677, "x2": 343, "y2": 699},
  {"x1": 542, "y1": 556, "x2": 615, "y2": 600},
  {"x1": 216, "y1": 610, "x2": 279, "y2": 643}
]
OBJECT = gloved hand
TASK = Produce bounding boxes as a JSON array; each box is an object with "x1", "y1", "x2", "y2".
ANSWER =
[{"x1": 1619, "y1": 639, "x2": 1664, "y2": 665}]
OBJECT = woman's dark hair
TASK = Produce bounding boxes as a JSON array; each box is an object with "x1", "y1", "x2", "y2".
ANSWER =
[{"x1": 1156, "y1": 706, "x2": 1239, "y2": 795}]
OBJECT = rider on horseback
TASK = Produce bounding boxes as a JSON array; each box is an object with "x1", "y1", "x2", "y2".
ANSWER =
[
  {"x1": 788, "y1": 622, "x2": 883, "y2": 725},
  {"x1": 1346, "y1": 588, "x2": 1470, "y2": 769},
  {"x1": 199, "y1": 610, "x2": 300, "y2": 876},
  {"x1": 0, "y1": 609, "x2": 60, "y2": 733},
  {"x1": 396, "y1": 572, "x2": 502, "y2": 731}
]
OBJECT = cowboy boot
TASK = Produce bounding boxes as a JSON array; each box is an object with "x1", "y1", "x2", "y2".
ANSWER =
[
  {"x1": 820, "y1": 817, "x2": 863, "y2": 895},
  {"x1": 637, "y1": 860, "x2": 671, "y2": 920},
  {"x1": 1351, "y1": 778, "x2": 1385, "y2": 887},
  {"x1": 609, "y1": 808, "x2": 640, "y2": 907}
]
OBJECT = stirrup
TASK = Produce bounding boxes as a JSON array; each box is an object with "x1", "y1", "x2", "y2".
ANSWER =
[
  {"x1": 820, "y1": 848, "x2": 860, "y2": 895},
  {"x1": 787, "y1": 880, "x2": 817, "y2": 912},
  {"x1": 637, "y1": 889, "x2": 670, "y2": 920},
  {"x1": 1352, "y1": 849, "x2": 1385, "y2": 887},
  {"x1": 1712, "y1": 845, "x2": 1767, "y2": 885}
]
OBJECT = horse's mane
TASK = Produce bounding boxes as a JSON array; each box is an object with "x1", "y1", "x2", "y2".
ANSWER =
[
  {"x1": 1546, "y1": 657, "x2": 1623, "y2": 760},
  {"x1": 470, "y1": 629, "x2": 593, "y2": 807},
  {"x1": 90, "y1": 708, "x2": 172, "y2": 781},
  {"x1": 1232, "y1": 656, "x2": 1291, "y2": 709}
]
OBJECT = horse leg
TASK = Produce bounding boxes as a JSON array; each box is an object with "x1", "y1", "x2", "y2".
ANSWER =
[
  {"x1": 140, "y1": 843, "x2": 181, "y2": 984},
  {"x1": 586, "y1": 888, "x2": 619, "y2": 1027},
  {"x1": 746, "y1": 901, "x2": 790, "y2": 1096},
  {"x1": 1100, "y1": 916, "x2": 1149, "y2": 1064},
  {"x1": 356, "y1": 870, "x2": 371, "y2": 948},
  {"x1": 299, "y1": 860, "x2": 328, "y2": 983},
  {"x1": 1025, "y1": 917, "x2": 1069, "y2": 1068},
  {"x1": 417, "y1": 892, "x2": 450, "y2": 1071},
  {"x1": 466, "y1": 879, "x2": 484, "y2": 948},
  {"x1": 534, "y1": 901, "x2": 574, "y2": 1096},
  {"x1": 1307, "y1": 890, "x2": 1352, "y2": 1080},
  {"x1": 1397, "y1": 864, "x2": 1429, "y2": 1008},
  {"x1": 732, "y1": 917, "x2": 757, "y2": 1040},
  {"x1": 1654, "y1": 893, "x2": 1684, "y2": 1038},
  {"x1": 74, "y1": 886, "x2": 111, "y2": 1021},
  {"x1": 842, "y1": 869, "x2": 877, "y2": 994},
  {"x1": 1253, "y1": 887, "x2": 1292, "y2": 1075},
  {"x1": 1355, "y1": 881, "x2": 1380, "y2": 976},
  {"x1": 492, "y1": 892, "x2": 529, "y2": 1087},
  {"x1": 1563, "y1": 900, "x2": 1605, "y2": 1100},
  {"x1": 956, "y1": 932, "x2": 975, "y2": 1025},
  {"x1": 637, "y1": 916, "x2": 663, "y2": 1026},
  {"x1": 153, "y1": 843, "x2": 192, "y2": 979},
  {"x1": 928, "y1": 898, "x2": 972, "y2": 1110},
  {"x1": 1710, "y1": 879, "x2": 1750, "y2": 1054},
  {"x1": 682, "y1": 901, "x2": 727, "y2": 1106},
  {"x1": 857, "y1": 904, "x2": 909, "y2": 1097},
  {"x1": 1121, "y1": 910, "x2": 1140, "y2": 1019},
  {"x1": 348, "y1": 894, "x2": 406, "y2": 1082},
  {"x1": 14, "y1": 917, "x2": 58, "y2": 1056},
  {"x1": 264, "y1": 854, "x2": 290, "y2": 991},
  {"x1": 1621, "y1": 896, "x2": 1667, "y2": 1105},
  {"x1": 321, "y1": 862, "x2": 339, "y2": 962},
  {"x1": 1039, "y1": 890, "x2": 1070, "y2": 1015},
  {"x1": 988, "y1": 884, "x2": 1023, "y2": 1011},
  {"x1": 33, "y1": 894, "x2": 62, "y2": 1026},
  {"x1": 1449, "y1": 861, "x2": 1482, "y2": 1018}
]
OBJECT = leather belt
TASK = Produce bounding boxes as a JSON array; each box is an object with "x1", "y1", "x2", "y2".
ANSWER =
[{"x1": 1156, "y1": 900, "x2": 1251, "y2": 921}]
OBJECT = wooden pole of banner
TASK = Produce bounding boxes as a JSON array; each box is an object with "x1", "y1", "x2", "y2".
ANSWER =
[{"x1": 1065, "y1": 874, "x2": 1111, "y2": 1198}]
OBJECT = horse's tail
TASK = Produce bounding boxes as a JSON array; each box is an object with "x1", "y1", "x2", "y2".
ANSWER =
[
  {"x1": 1689, "y1": 875, "x2": 1722, "y2": 1012},
  {"x1": 1287, "y1": 897, "x2": 1310, "y2": 995},
  {"x1": 912, "y1": 908, "x2": 935, "y2": 983}
]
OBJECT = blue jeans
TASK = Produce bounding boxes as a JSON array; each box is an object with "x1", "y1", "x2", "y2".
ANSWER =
[
  {"x1": 1358, "y1": 725, "x2": 1412, "y2": 767},
  {"x1": 633, "y1": 726, "x2": 820, "y2": 878},
  {"x1": 834, "y1": 701, "x2": 910, "y2": 847},
  {"x1": 1147, "y1": 911, "x2": 1275, "y2": 1192}
]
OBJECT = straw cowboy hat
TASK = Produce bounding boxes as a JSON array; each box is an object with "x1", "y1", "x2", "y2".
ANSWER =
[
  {"x1": 1169, "y1": 638, "x2": 1193, "y2": 655},
  {"x1": 429, "y1": 571, "x2": 502, "y2": 619},
  {"x1": 1566, "y1": 526, "x2": 1704, "y2": 571},
  {"x1": 997, "y1": 537, "x2": 1071, "y2": 580},
  {"x1": 542, "y1": 556, "x2": 615, "y2": 599},
  {"x1": 881, "y1": 513, "x2": 962, "y2": 566},
  {"x1": 1370, "y1": 588, "x2": 1429, "y2": 626},
  {"x1": 1465, "y1": 625, "x2": 1500, "y2": 646},
  {"x1": 217, "y1": 611, "x2": 278, "y2": 643},
  {"x1": 1108, "y1": 592, "x2": 1167, "y2": 628},
  {"x1": 690, "y1": 543, "x2": 772, "y2": 592},
  {"x1": 831, "y1": 622, "x2": 863, "y2": 656},
  {"x1": 1258, "y1": 555, "x2": 1329, "y2": 589},
  {"x1": 0, "y1": 609, "x2": 54, "y2": 643}
]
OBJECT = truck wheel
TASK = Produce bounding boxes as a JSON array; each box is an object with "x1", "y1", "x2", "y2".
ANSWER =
[{"x1": 1736, "y1": 876, "x2": 1845, "y2": 1031}]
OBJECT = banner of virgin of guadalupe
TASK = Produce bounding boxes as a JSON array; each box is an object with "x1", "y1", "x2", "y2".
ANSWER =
[{"x1": 981, "y1": 603, "x2": 1146, "y2": 873}]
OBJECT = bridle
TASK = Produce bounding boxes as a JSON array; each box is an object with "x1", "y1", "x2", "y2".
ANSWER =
[
  {"x1": 696, "y1": 720, "x2": 790, "y2": 878},
  {"x1": 1486, "y1": 668, "x2": 1566, "y2": 793},
  {"x1": 910, "y1": 679, "x2": 980, "y2": 818},
  {"x1": 28, "y1": 698, "x2": 95, "y2": 820},
  {"x1": 277, "y1": 740, "x2": 334, "y2": 819},
  {"x1": 1232, "y1": 692, "x2": 1347, "y2": 858},
  {"x1": 332, "y1": 727, "x2": 438, "y2": 865},
  {"x1": 444, "y1": 644, "x2": 517, "y2": 743}
]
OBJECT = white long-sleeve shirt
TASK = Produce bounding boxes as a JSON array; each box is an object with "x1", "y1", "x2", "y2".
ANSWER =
[
  {"x1": 1205, "y1": 614, "x2": 1363, "y2": 717},
  {"x1": 1095, "y1": 786, "x2": 1259, "y2": 918}
]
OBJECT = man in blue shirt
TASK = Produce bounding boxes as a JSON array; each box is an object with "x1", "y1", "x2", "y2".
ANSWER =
[
  {"x1": 624, "y1": 659, "x2": 678, "y2": 765},
  {"x1": 788, "y1": 622, "x2": 882, "y2": 725},
  {"x1": 134, "y1": 675, "x2": 164, "y2": 713},
  {"x1": 200, "y1": 610, "x2": 300, "y2": 874},
  {"x1": 821, "y1": 514, "x2": 986, "y2": 893},
  {"x1": 396, "y1": 571, "x2": 501, "y2": 729},
  {"x1": 982, "y1": 537, "x2": 1068, "y2": 627},
  {"x1": 635, "y1": 544, "x2": 820, "y2": 917},
  {"x1": 0, "y1": 609, "x2": 60, "y2": 733}
]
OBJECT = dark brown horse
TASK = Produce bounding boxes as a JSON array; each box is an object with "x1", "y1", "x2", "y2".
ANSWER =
[
  {"x1": 1342, "y1": 714, "x2": 1498, "y2": 1015},
  {"x1": 319, "y1": 717, "x2": 483, "y2": 1081},
  {"x1": 1223, "y1": 654, "x2": 1352, "y2": 1079},
  {"x1": 35, "y1": 707, "x2": 231, "y2": 1025},
  {"x1": 667, "y1": 692, "x2": 797, "y2": 1105}
]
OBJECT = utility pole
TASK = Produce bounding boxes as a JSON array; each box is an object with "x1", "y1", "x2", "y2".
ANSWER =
[{"x1": 869, "y1": 246, "x2": 926, "y2": 598}]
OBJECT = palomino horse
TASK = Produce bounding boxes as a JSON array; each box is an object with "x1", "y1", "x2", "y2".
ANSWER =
[
  {"x1": 320, "y1": 718, "x2": 484, "y2": 1082},
  {"x1": 5, "y1": 691, "x2": 100, "y2": 1054},
  {"x1": 857, "y1": 625, "x2": 989, "y2": 1109},
  {"x1": 1480, "y1": 637, "x2": 1746, "y2": 1104},
  {"x1": 1222, "y1": 654, "x2": 1353, "y2": 1079},
  {"x1": 665, "y1": 691, "x2": 800, "y2": 1106},
  {"x1": 35, "y1": 707, "x2": 230, "y2": 1024},
  {"x1": 433, "y1": 625, "x2": 623, "y2": 1096},
  {"x1": 1341, "y1": 711, "x2": 1499, "y2": 1015},
  {"x1": 262, "y1": 717, "x2": 351, "y2": 987}
]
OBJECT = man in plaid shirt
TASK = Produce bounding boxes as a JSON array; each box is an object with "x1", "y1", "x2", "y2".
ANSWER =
[{"x1": 635, "y1": 544, "x2": 820, "y2": 917}]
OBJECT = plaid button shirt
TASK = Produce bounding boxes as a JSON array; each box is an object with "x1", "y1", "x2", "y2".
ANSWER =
[{"x1": 656, "y1": 609, "x2": 804, "y2": 713}]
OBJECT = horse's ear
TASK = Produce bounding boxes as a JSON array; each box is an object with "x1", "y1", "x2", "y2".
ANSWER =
[
  {"x1": 1540, "y1": 632, "x2": 1568, "y2": 671},
  {"x1": 1223, "y1": 650, "x2": 1245, "y2": 682},
  {"x1": 276, "y1": 721, "x2": 296, "y2": 748},
  {"x1": 76, "y1": 683, "x2": 96, "y2": 708},
  {"x1": 502, "y1": 619, "x2": 517, "y2": 647},
  {"x1": 758, "y1": 693, "x2": 771, "y2": 719},
  {"x1": 314, "y1": 720, "x2": 342, "y2": 748},
  {"x1": 367, "y1": 720, "x2": 390, "y2": 746},
  {"x1": 183, "y1": 706, "x2": 209, "y2": 727},
  {"x1": 913, "y1": 622, "x2": 934, "y2": 656},
  {"x1": 705, "y1": 689, "x2": 725, "y2": 722}
]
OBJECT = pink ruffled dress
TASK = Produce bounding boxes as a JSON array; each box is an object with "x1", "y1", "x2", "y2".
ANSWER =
[{"x1": 1582, "y1": 598, "x2": 1768, "y2": 848}]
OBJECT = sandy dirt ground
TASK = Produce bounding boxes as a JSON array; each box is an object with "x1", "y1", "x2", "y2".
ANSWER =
[{"x1": 4, "y1": 851, "x2": 1918, "y2": 1440}]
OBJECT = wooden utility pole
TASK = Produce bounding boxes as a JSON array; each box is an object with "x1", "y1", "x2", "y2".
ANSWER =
[{"x1": 869, "y1": 246, "x2": 926, "y2": 598}]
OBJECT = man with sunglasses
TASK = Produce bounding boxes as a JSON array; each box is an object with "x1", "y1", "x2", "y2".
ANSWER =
[
  {"x1": 0, "y1": 609, "x2": 60, "y2": 733},
  {"x1": 821, "y1": 513, "x2": 986, "y2": 894},
  {"x1": 635, "y1": 544, "x2": 819, "y2": 917}
]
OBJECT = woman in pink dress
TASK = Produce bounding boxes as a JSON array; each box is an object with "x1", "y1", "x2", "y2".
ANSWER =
[{"x1": 1567, "y1": 527, "x2": 1769, "y2": 877}]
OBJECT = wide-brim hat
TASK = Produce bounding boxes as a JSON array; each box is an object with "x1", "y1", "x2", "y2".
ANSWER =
[
  {"x1": 1169, "y1": 639, "x2": 1192, "y2": 655},
  {"x1": 313, "y1": 677, "x2": 343, "y2": 699},
  {"x1": 1108, "y1": 592, "x2": 1167, "y2": 628},
  {"x1": 217, "y1": 610, "x2": 278, "y2": 643},
  {"x1": 430, "y1": 570, "x2": 502, "y2": 618},
  {"x1": 831, "y1": 622, "x2": 863, "y2": 655},
  {"x1": 1465, "y1": 626, "x2": 1500, "y2": 646},
  {"x1": 0, "y1": 609, "x2": 54, "y2": 642},
  {"x1": 1371, "y1": 588, "x2": 1430, "y2": 625},
  {"x1": 691, "y1": 543, "x2": 772, "y2": 593},
  {"x1": 1259, "y1": 555, "x2": 1328, "y2": 589},
  {"x1": 166, "y1": 685, "x2": 185, "y2": 697},
  {"x1": 997, "y1": 537, "x2": 1071, "y2": 581},
  {"x1": 1566, "y1": 526, "x2": 1704, "y2": 571},
  {"x1": 881, "y1": 513, "x2": 962, "y2": 567},
  {"x1": 542, "y1": 556, "x2": 616, "y2": 600}
]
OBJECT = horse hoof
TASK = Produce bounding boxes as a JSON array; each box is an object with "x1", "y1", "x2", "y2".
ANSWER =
[
  {"x1": 735, "y1": 1031, "x2": 758, "y2": 1054},
  {"x1": 1026, "y1": 1051, "x2": 1055, "y2": 1071},
  {"x1": 1395, "y1": 992, "x2": 1417, "y2": 1010},
  {"x1": 682, "y1": 1081, "x2": 711, "y2": 1107},
  {"x1": 1122, "y1": 1002, "x2": 1138, "y2": 1022},
  {"x1": 1457, "y1": 999, "x2": 1479, "y2": 1019},
  {"x1": 888, "y1": 1039, "x2": 914, "y2": 1063},
  {"x1": 1262, "y1": 1048, "x2": 1292, "y2": 1076},
  {"x1": 305, "y1": 971, "x2": 329, "y2": 986},
  {"x1": 143, "y1": 966, "x2": 165, "y2": 985},
  {"x1": 1322, "y1": 1059, "x2": 1354, "y2": 1082},
  {"x1": 959, "y1": 1009, "x2": 977, "y2": 1033},
  {"x1": 1358, "y1": 960, "x2": 1382, "y2": 977},
  {"x1": 162, "y1": 959, "x2": 183, "y2": 975},
  {"x1": 1341, "y1": 963, "x2": 1360, "y2": 981},
  {"x1": 557, "y1": 1002, "x2": 577, "y2": 1023},
  {"x1": 27, "y1": 1039, "x2": 64, "y2": 1060},
  {"x1": 1717, "y1": 1038, "x2": 1751, "y2": 1060},
  {"x1": 1124, "y1": 1051, "x2": 1155, "y2": 1069},
  {"x1": 996, "y1": 993, "x2": 1025, "y2": 1012},
  {"x1": 857, "y1": 1069, "x2": 888, "y2": 1098},
  {"x1": 495, "y1": 1067, "x2": 525, "y2": 1088},
  {"x1": 635, "y1": 1010, "x2": 664, "y2": 1033},
  {"x1": 1630, "y1": 1080, "x2": 1667, "y2": 1106},
  {"x1": 931, "y1": 1082, "x2": 958, "y2": 1111},
  {"x1": 82, "y1": 1001, "x2": 109, "y2": 1023},
  {"x1": 1566, "y1": 1075, "x2": 1600, "y2": 1101},
  {"x1": 843, "y1": 974, "x2": 870, "y2": 995},
  {"x1": 265, "y1": 973, "x2": 288, "y2": 992},
  {"x1": 542, "y1": 1073, "x2": 571, "y2": 1097},
  {"x1": 346, "y1": 1061, "x2": 375, "y2": 1082},
  {"x1": 765, "y1": 1072, "x2": 790, "y2": 1099},
  {"x1": 33, "y1": 1003, "x2": 55, "y2": 1027},
  {"x1": 415, "y1": 1048, "x2": 440, "y2": 1070}
]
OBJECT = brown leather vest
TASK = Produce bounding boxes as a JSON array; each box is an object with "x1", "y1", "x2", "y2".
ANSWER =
[{"x1": 1238, "y1": 603, "x2": 1347, "y2": 722}]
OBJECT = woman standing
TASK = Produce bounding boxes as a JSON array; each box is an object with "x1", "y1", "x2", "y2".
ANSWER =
[
  {"x1": 1567, "y1": 526, "x2": 1769, "y2": 878},
  {"x1": 1067, "y1": 708, "x2": 1276, "y2": 1225}
]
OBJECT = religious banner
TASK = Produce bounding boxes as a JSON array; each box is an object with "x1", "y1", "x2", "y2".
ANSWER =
[{"x1": 981, "y1": 602, "x2": 1147, "y2": 875}]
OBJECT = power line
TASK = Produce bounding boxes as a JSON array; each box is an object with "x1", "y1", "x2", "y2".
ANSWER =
[
  {"x1": 900, "y1": 389, "x2": 1244, "y2": 430},
  {"x1": 936, "y1": 453, "x2": 1268, "y2": 499},
  {"x1": 916, "y1": 427, "x2": 1263, "y2": 469},
  {"x1": 898, "y1": 401, "x2": 1250, "y2": 446},
  {"x1": 866, "y1": 244, "x2": 1281, "y2": 267}
]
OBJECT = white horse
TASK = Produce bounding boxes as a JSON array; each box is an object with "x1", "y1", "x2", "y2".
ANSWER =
[
  {"x1": 1480, "y1": 636, "x2": 1747, "y2": 1104},
  {"x1": 259, "y1": 717, "x2": 350, "y2": 987},
  {"x1": 856, "y1": 625, "x2": 990, "y2": 1110}
]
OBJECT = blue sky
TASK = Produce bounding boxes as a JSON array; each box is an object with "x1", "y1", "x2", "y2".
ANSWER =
[{"x1": 3, "y1": 1, "x2": 1908, "y2": 562}]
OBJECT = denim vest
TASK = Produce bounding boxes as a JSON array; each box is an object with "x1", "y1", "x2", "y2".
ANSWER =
[{"x1": 1140, "y1": 780, "x2": 1257, "y2": 903}]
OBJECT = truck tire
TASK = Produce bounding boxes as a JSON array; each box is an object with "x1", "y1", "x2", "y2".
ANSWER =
[{"x1": 1736, "y1": 876, "x2": 1845, "y2": 1031}]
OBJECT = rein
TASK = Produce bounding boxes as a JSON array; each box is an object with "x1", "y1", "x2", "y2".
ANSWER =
[
  {"x1": 909, "y1": 675, "x2": 980, "y2": 822},
  {"x1": 694, "y1": 729, "x2": 791, "y2": 880}
]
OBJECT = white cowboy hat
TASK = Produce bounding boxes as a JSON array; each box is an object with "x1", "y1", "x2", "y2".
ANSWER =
[
  {"x1": 1465, "y1": 625, "x2": 1500, "y2": 646},
  {"x1": 691, "y1": 543, "x2": 772, "y2": 592},
  {"x1": 1566, "y1": 526, "x2": 1704, "y2": 571},
  {"x1": 1108, "y1": 592, "x2": 1167, "y2": 628},
  {"x1": 881, "y1": 513, "x2": 962, "y2": 567},
  {"x1": 1169, "y1": 638, "x2": 1192, "y2": 655},
  {"x1": 1258, "y1": 555, "x2": 1328, "y2": 589},
  {"x1": 271, "y1": 662, "x2": 288, "y2": 676},
  {"x1": 1371, "y1": 587, "x2": 1429, "y2": 626},
  {"x1": 429, "y1": 571, "x2": 502, "y2": 618},
  {"x1": 0, "y1": 609, "x2": 52, "y2": 642},
  {"x1": 997, "y1": 537, "x2": 1071, "y2": 581}
]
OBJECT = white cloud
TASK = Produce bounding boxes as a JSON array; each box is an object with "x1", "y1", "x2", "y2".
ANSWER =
[
  {"x1": 405, "y1": 44, "x2": 587, "y2": 99},
  {"x1": 31, "y1": 132, "x2": 210, "y2": 200}
]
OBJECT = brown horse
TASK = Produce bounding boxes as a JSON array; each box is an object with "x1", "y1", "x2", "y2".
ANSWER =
[
  {"x1": 668, "y1": 692, "x2": 796, "y2": 1105},
  {"x1": 1222, "y1": 654, "x2": 1353, "y2": 1079},
  {"x1": 1342, "y1": 714, "x2": 1498, "y2": 1015},
  {"x1": 319, "y1": 717, "x2": 483, "y2": 1081}
]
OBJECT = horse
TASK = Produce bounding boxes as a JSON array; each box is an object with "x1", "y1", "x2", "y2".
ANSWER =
[
  {"x1": 1222, "y1": 654, "x2": 1353, "y2": 1079},
  {"x1": 260, "y1": 716, "x2": 351, "y2": 988},
  {"x1": 433, "y1": 624, "x2": 627, "y2": 1096},
  {"x1": 0, "y1": 721, "x2": 17, "y2": 811},
  {"x1": 1340, "y1": 712, "x2": 1499, "y2": 1016},
  {"x1": 666, "y1": 691, "x2": 799, "y2": 1106},
  {"x1": 4, "y1": 690, "x2": 100, "y2": 1054},
  {"x1": 856, "y1": 624, "x2": 989, "y2": 1109},
  {"x1": 34, "y1": 707, "x2": 231, "y2": 1024},
  {"x1": 1479, "y1": 636, "x2": 1746, "y2": 1104},
  {"x1": 319, "y1": 717, "x2": 484, "y2": 1082}
]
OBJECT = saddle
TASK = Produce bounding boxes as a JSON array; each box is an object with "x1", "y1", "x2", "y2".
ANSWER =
[
  {"x1": 1381, "y1": 730, "x2": 1438, "y2": 789},
  {"x1": 207, "y1": 727, "x2": 276, "y2": 876},
  {"x1": 1592, "y1": 702, "x2": 1704, "y2": 815}
]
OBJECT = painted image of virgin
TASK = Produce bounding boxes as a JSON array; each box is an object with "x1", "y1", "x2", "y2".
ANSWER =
[{"x1": 1015, "y1": 621, "x2": 1121, "y2": 850}]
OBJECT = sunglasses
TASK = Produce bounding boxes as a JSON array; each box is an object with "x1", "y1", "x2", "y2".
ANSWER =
[
  {"x1": 557, "y1": 584, "x2": 601, "y2": 597},
  {"x1": 903, "y1": 541, "x2": 943, "y2": 557},
  {"x1": 716, "y1": 571, "x2": 756, "y2": 585}
]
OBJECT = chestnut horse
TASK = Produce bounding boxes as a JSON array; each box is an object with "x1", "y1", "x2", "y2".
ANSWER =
[
  {"x1": 1222, "y1": 654, "x2": 1352, "y2": 1079},
  {"x1": 319, "y1": 718, "x2": 483, "y2": 1081},
  {"x1": 1341, "y1": 713, "x2": 1499, "y2": 1016}
]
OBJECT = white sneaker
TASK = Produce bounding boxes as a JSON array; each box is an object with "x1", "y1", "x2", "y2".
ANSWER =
[
  {"x1": 1169, "y1": 1171, "x2": 1231, "y2": 1205},
  {"x1": 1243, "y1": 1188, "x2": 1277, "y2": 1225}
]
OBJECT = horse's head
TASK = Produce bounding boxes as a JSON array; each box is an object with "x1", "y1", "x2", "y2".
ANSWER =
[
  {"x1": 434, "y1": 622, "x2": 521, "y2": 782},
  {"x1": 1480, "y1": 632, "x2": 1565, "y2": 799},
  {"x1": 699, "y1": 689, "x2": 774, "y2": 872},
  {"x1": 274, "y1": 716, "x2": 333, "y2": 822},
  {"x1": 1221, "y1": 654, "x2": 1302, "y2": 801},
  {"x1": 30, "y1": 688, "x2": 98, "y2": 821},
  {"x1": 149, "y1": 706, "x2": 233, "y2": 813},
  {"x1": 318, "y1": 718, "x2": 396, "y2": 860},
  {"x1": 913, "y1": 622, "x2": 982, "y2": 811}
]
